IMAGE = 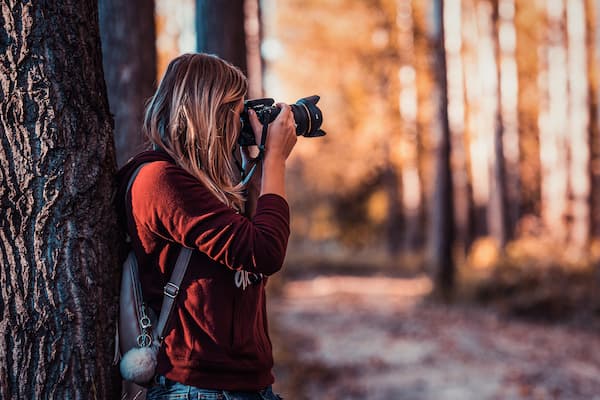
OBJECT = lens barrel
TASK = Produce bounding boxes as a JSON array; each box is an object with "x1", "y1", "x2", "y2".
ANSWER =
[{"x1": 238, "y1": 96, "x2": 326, "y2": 146}]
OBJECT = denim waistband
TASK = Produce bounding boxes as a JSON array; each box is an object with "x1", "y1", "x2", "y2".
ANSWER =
[{"x1": 149, "y1": 376, "x2": 283, "y2": 400}]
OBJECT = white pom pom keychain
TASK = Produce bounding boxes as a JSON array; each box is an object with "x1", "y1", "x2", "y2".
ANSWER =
[{"x1": 120, "y1": 343, "x2": 159, "y2": 384}]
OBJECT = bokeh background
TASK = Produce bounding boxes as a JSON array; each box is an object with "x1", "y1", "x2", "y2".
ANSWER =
[{"x1": 101, "y1": 0, "x2": 600, "y2": 398}]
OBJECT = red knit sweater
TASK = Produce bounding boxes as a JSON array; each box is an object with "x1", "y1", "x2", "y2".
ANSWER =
[{"x1": 116, "y1": 151, "x2": 290, "y2": 391}]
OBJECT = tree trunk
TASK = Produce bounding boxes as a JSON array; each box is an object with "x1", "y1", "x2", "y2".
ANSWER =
[
  {"x1": 462, "y1": 0, "x2": 490, "y2": 238},
  {"x1": 539, "y1": 0, "x2": 569, "y2": 241},
  {"x1": 490, "y1": 0, "x2": 511, "y2": 249},
  {"x1": 412, "y1": 0, "x2": 436, "y2": 248},
  {"x1": 586, "y1": 0, "x2": 600, "y2": 240},
  {"x1": 99, "y1": 0, "x2": 157, "y2": 166},
  {"x1": 245, "y1": 0, "x2": 264, "y2": 99},
  {"x1": 444, "y1": 0, "x2": 471, "y2": 259},
  {"x1": 0, "y1": 1, "x2": 120, "y2": 398},
  {"x1": 397, "y1": 0, "x2": 423, "y2": 251},
  {"x1": 515, "y1": 0, "x2": 542, "y2": 221},
  {"x1": 431, "y1": 0, "x2": 455, "y2": 299},
  {"x1": 566, "y1": 0, "x2": 591, "y2": 248},
  {"x1": 196, "y1": 0, "x2": 247, "y2": 73}
]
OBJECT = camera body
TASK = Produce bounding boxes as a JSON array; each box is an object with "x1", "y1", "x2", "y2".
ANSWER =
[{"x1": 238, "y1": 95, "x2": 326, "y2": 146}]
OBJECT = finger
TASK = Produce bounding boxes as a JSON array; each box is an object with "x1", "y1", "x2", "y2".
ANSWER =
[
  {"x1": 275, "y1": 103, "x2": 291, "y2": 120},
  {"x1": 248, "y1": 109, "x2": 262, "y2": 133}
]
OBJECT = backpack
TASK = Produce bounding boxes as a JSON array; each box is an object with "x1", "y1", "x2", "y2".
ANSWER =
[{"x1": 114, "y1": 163, "x2": 192, "y2": 399}]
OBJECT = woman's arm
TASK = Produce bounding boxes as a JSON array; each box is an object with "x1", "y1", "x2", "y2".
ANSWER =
[
  {"x1": 247, "y1": 105, "x2": 297, "y2": 199},
  {"x1": 132, "y1": 162, "x2": 290, "y2": 276}
]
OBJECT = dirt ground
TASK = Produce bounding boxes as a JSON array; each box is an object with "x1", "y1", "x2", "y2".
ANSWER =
[{"x1": 269, "y1": 274, "x2": 600, "y2": 400}]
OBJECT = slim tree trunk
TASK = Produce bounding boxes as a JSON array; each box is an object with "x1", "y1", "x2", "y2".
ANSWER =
[
  {"x1": 515, "y1": 0, "x2": 542, "y2": 221},
  {"x1": 99, "y1": 0, "x2": 157, "y2": 166},
  {"x1": 586, "y1": 0, "x2": 600, "y2": 240},
  {"x1": 462, "y1": 0, "x2": 491, "y2": 238},
  {"x1": 444, "y1": 0, "x2": 471, "y2": 259},
  {"x1": 497, "y1": 0, "x2": 520, "y2": 242},
  {"x1": 0, "y1": 1, "x2": 120, "y2": 399},
  {"x1": 245, "y1": 0, "x2": 264, "y2": 99},
  {"x1": 539, "y1": 0, "x2": 569, "y2": 240},
  {"x1": 412, "y1": 0, "x2": 436, "y2": 245},
  {"x1": 397, "y1": 0, "x2": 423, "y2": 251},
  {"x1": 566, "y1": 0, "x2": 591, "y2": 248},
  {"x1": 490, "y1": 0, "x2": 511, "y2": 249},
  {"x1": 196, "y1": 0, "x2": 247, "y2": 73},
  {"x1": 431, "y1": 0, "x2": 455, "y2": 298}
]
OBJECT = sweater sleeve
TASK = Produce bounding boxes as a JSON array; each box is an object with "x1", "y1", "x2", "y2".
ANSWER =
[{"x1": 131, "y1": 161, "x2": 290, "y2": 275}]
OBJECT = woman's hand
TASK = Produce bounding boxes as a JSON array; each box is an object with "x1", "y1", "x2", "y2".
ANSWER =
[
  {"x1": 247, "y1": 103, "x2": 297, "y2": 162},
  {"x1": 247, "y1": 103, "x2": 298, "y2": 198}
]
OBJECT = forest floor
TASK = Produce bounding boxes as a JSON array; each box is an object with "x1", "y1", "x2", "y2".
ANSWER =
[{"x1": 268, "y1": 273, "x2": 600, "y2": 400}]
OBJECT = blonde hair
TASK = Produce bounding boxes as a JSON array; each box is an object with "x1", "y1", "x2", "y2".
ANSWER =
[{"x1": 144, "y1": 53, "x2": 248, "y2": 211}]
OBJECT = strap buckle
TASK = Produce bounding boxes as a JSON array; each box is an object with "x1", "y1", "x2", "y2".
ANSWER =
[{"x1": 164, "y1": 282, "x2": 179, "y2": 299}]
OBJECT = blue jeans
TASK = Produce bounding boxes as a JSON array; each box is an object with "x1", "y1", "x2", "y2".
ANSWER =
[{"x1": 147, "y1": 376, "x2": 283, "y2": 400}]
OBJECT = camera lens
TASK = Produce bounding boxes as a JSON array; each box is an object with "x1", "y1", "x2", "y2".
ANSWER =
[
  {"x1": 290, "y1": 95, "x2": 325, "y2": 138},
  {"x1": 238, "y1": 96, "x2": 326, "y2": 146}
]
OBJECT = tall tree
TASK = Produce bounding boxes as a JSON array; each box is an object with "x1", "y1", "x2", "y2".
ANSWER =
[
  {"x1": 99, "y1": 0, "x2": 157, "y2": 166},
  {"x1": 396, "y1": 0, "x2": 424, "y2": 251},
  {"x1": 196, "y1": 0, "x2": 247, "y2": 73},
  {"x1": 566, "y1": 0, "x2": 591, "y2": 248},
  {"x1": 515, "y1": 0, "x2": 542, "y2": 221},
  {"x1": 245, "y1": 0, "x2": 264, "y2": 98},
  {"x1": 412, "y1": 0, "x2": 436, "y2": 241},
  {"x1": 443, "y1": 0, "x2": 471, "y2": 259},
  {"x1": 490, "y1": 0, "x2": 511, "y2": 249},
  {"x1": 430, "y1": 0, "x2": 455, "y2": 298},
  {"x1": 461, "y1": 0, "x2": 494, "y2": 239},
  {"x1": 539, "y1": 0, "x2": 569, "y2": 241},
  {"x1": 0, "y1": 1, "x2": 120, "y2": 398},
  {"x1": 585, "y1": 0, "x2": 600, "y2": 240}
]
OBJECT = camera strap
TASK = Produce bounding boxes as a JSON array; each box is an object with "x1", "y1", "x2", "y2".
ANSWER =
[{"x1": 239, "y1": 121, "x2": 268, "y2": 186}]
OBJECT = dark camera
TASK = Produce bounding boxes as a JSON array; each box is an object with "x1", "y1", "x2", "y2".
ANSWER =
[{"x1": 238, "y1": 95, "x2": 326, "y2": 146}]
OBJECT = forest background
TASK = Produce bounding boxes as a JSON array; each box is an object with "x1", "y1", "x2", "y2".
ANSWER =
[{"x1": 2, "y1": 0, "x2": 600, "y2": 398}]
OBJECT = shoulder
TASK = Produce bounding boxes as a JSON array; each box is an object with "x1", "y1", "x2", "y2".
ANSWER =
[
  {"x1": 132, "y1": 160, "x2": 218, "y2": 209},
  {"x1": 136, "y1": 161, "x2": 196, "y2": 191}
]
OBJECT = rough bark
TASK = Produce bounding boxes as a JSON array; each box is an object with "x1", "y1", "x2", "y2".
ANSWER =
[
  {"x1": 196, "y1": 0, "x2": 247, "y2": 73},
  {"x1": 99, "y1": 0, "x2": 157, "y2": 166},
  {"x1": 431, "y1": 0, "x2": 455, "y2": 298},
  {"x1": 0, "y1": 1, "x2": 120, "y2": 398}
]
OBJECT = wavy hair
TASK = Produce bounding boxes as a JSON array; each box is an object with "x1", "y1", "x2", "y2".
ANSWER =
[{"x1": 144, "y1": 53, "x2": 248, "y2": 210}]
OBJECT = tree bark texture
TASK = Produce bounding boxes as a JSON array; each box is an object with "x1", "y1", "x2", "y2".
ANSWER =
[
  {"x1": 196, "y1": 0, "x2": 247, "y2": 73},
  {"x1": 99, "y1": 0, "x2": 157, "y2": 167},
  {"x1": 0, "y1": 1, "x2": 120, "y2": 398}
]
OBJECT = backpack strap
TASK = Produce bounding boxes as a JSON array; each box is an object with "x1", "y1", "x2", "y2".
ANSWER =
[
  {"x1": 125, "y1": 162, "x2": 193, "y2": 342},
  {"x1": 156, "y1": 247, "x2": 192, "y2": 340}
]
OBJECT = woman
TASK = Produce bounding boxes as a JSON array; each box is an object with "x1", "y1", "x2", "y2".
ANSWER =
[{"x1": 116, "y1": 53, "x2": 296, "y2": 399}]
